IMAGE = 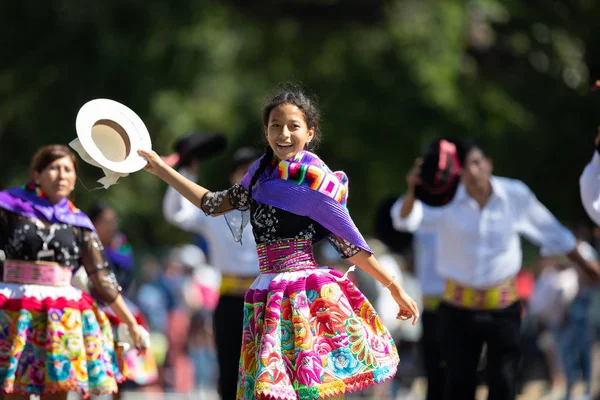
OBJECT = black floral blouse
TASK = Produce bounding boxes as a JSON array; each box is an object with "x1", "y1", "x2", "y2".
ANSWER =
[
  {"x1": 0, "y1": 209, "x2": 121, "y2": 303},
  {"x1": 201, "y1": 184, "x2": 361, "y2": 259}
]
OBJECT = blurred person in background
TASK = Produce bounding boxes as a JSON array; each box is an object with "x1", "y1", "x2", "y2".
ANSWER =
[
  {"x1": 135, "y1": 255, "x2": 168, "y2": 335},
  {"x1": 159, "y1": 244, "x2": 213, "y2": 394},
  {"x1": 372, "y1": 197, "x2": 428, "y2": 398},
  {"x1": 393, "y1": 139, "x2": 600, "y2": 400},
  {"x1": 174, "y1": 244, "x2": 220, "y2": 396},
  {"x1": 162, "y1": 142, "x2": 260, "y2": 400},
  {"x1": 578, "y1": 127, "x2": 600, "y2": 400},
  {"x1": 551, "y1": 236, "x2": 598, "y2": 400},
  {"x1": 529, "y1": 255, "x2": 581, "y2": 399},
  {"x1": 0, "y1": 144, "x2": 146, "y2": 399},
  {"x1": 136, "y1": 246, "x2": 192, "y2": 393},
  {"x1": 405, "y1": 231, "x2": 443, "y2": 399},
  {"x1": 588, "y1": 225, "x2": 600, "y2": 400},
  {"x1": 180, "y1": 244, "x2": 221, "y2": 315},
  {"x1": 386, "y1": 140, "x2": 456, "y2": 400},
  {"x1": 187, "y1": 310, "x2": 217, "y2": 397},
  {"x1": 513, "y1": 268, "x2": 541, "y2": 395},
  {"x1": 132, "y1": 254, "x2": 169, "y2": 387},
  {"x1": 387, "y1": 204, "x2": 445, "y2": 399},
  {"x1": 81, "y1": 201, "x2": 160, "y2": 397}
]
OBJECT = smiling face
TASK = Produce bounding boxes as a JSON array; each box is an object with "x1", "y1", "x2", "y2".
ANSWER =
[
  {"x1": 265, "y1": 103, "x2": 315, "y2": 161},
  {"x1": 33, "y1": 156, "x2": 77, "y2": 204}
]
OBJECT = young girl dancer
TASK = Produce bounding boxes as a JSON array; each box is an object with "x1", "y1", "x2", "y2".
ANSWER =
[{"x1": 140, "y1": 85, "x2": 419, "y2": 399}]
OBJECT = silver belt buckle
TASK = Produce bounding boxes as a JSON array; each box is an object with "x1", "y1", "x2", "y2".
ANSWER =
[{"x1": 37, "y1": 249, "x2": 55, "y2": 262}]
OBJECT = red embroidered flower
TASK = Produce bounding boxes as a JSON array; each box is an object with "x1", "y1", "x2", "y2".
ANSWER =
[{"x1": 310, "y1": 298, "x2": 345, "y2": 336}]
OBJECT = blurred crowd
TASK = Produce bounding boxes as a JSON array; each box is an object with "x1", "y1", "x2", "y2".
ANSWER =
[
  {"x1": 62, "y1": 132, "x2": 600, "y2": 400},
  {"x1": 112, "y1": 202, "x2": 600, "y2": 400}
]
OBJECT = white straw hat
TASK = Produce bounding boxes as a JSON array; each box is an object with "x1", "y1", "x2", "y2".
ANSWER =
[{"x1": 70, "y1": 98, "x2": 152, "y2": 188}]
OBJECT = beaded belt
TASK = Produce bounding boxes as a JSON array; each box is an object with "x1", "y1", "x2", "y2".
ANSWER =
[
  {"x1": 3, "y1": 260, "x2": 73, "y2": 286},
  {"x1": 423, "y1": 296, "x2": 442, "y2": 311},
  {"x1": 257, "y1": 239, "x2": 318, "y2": 273},
  {"x1": 442, "y1": 277, "x2": 519, "y2": 310},
  {"x1": 220, "y1": 274, "x2": 257, "y2": 296}
]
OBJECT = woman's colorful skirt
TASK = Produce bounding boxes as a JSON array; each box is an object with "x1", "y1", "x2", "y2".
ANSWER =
[{"x1": 0, "y1": 282, "x2": 124, "y2": 398}]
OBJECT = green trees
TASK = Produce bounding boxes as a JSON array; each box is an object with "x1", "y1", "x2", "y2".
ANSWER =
[{"x1": 2, "y1": 0, "x2": 599, "y2": 249}]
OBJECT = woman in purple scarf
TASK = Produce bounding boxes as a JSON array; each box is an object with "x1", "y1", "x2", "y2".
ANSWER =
[
  {"x1": 0, "y1": 145, "x2": 146, "y2": 399},
  {"x1": 140, "y1": 84, "x2": 419, "y2": 400}
]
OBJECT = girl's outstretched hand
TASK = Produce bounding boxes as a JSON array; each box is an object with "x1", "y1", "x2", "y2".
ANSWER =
[{"x1": 138, "y1": 149, "x2": 167, "y2": 177}]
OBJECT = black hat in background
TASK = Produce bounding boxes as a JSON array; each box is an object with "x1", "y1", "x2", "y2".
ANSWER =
[
  {"x1": 414, "y1": 137, "x2": 463, "y2": 207},
  {"x1": 230, "y1": 147, "x2": 263, "y2": 175},
  {"x1": 162, "y1": 132, "x2": 228, "y2": 169}
]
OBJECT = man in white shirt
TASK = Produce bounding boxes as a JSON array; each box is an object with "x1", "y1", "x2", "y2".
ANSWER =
[
  {"x1": 580, "y1": 127, "x2": 600, "y2": 225},
  {"x1": 163, "y1": 147, "x2": 261, "y2": 400},
  {"x1": 391, "y1": 139, "x2": 600, "y2": 400}
]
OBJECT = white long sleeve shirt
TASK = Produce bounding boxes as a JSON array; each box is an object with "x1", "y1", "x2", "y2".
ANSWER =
[
  {"x1": 391, "y1": 176, "x2": 576, "y2": 288},
  {"x1": 580, "y1": 152, "x2": 600, "y2": 226},
  {"x1": 413, "y1": 231, "x2": 445, "y2": 297},
  {"x1": 163, "y1": 169, "x2": 259, "y2": 277}
]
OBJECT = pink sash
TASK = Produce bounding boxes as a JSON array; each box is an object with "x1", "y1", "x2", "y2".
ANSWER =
[{"x1": 3, "y1": 260, "x2": 73, "y2": 286}]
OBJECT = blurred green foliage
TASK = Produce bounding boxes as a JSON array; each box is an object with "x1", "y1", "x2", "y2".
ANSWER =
[{"x1": 1, "y1": 0, "x2": 600, "y2": 263}]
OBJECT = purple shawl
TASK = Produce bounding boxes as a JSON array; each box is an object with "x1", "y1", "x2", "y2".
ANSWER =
[
  {"x1": 241, "y1": 151, "x2": 372, "y2": 254},
  {"x1": 0, "y1": 184, "x2": 95, "y2": 231}
]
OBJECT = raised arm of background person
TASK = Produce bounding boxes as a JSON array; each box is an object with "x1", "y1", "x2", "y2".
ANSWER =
[
  {"x1": 516, "y1": 180, "x2": 600, "y2": 281},
  {"x1": 580, "y1": 151, "x2": 600, "y2": 226}
]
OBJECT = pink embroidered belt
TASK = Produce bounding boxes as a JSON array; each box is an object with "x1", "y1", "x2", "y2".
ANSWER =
[
  {"x1": 257, "y1": 239, "x2": 318, "y2": 273},
  {"x1": 2, "y1": 260, "x2": 73, "y2": 286}
]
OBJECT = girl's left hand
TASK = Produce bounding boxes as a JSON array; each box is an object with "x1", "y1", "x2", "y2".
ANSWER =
[{"x1": 389, "y1": 284, "x2": 420, "y2": 325}]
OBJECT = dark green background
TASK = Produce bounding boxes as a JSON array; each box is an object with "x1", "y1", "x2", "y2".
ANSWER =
[{"x1": 2, "y1": 0, "x2": 599, "y2": 264}]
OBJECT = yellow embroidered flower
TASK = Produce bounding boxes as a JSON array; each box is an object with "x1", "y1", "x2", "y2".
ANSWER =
[
  {"x1": 50, "y1": 332, "x2": 67, "y2": 354},
  {"x1": 293, "y1": 315, "x2": 313, "y2": 351},
  {"x1": 65, "y1": 334, "x2": 84, "y2": 359},
  {"x1": 73, "y1": 360, "x2": 88, "y2": 381},
  {"x1": 61, "y1": 309, "x2": 82, "y2": 330},
  {"x1": 84, "y1": 336, "x2": 102, "y2": 360},
  {"x1": 359, "y1": 302, "x2": 385, "y2": 334}
]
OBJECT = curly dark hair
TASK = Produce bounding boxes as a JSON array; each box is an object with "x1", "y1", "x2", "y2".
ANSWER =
[{"x1": 248, "y1": 83, "x2": 322, "y2": 200}]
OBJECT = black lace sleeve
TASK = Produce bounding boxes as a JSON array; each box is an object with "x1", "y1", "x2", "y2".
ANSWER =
[
  {"x1": 327, "y1": 234, "x2": 361, "y2": 259},
  {"x1": 0, "y1": 210, "x2": 7, "y2": 250},
  {"x1": 0, "y1": 209, "x2": 7, "y2": 261},
  {"x1": 201, "y1": 184, "x2": 250, "y2": 215},
  {"x1": 79, "y1": 229, "x2": 122, "y2": 303}
]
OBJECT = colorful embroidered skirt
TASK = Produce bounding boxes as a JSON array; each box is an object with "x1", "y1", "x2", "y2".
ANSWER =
[
  {"x1": 236, "y1": 267, "x2": 399, "y2": 400},
  {"x1": 0, "y1": 282, "x2": 124, "y2": 397},
  {"x1": 102, "y1": 296, "x2": 159, "y2": 386}
]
